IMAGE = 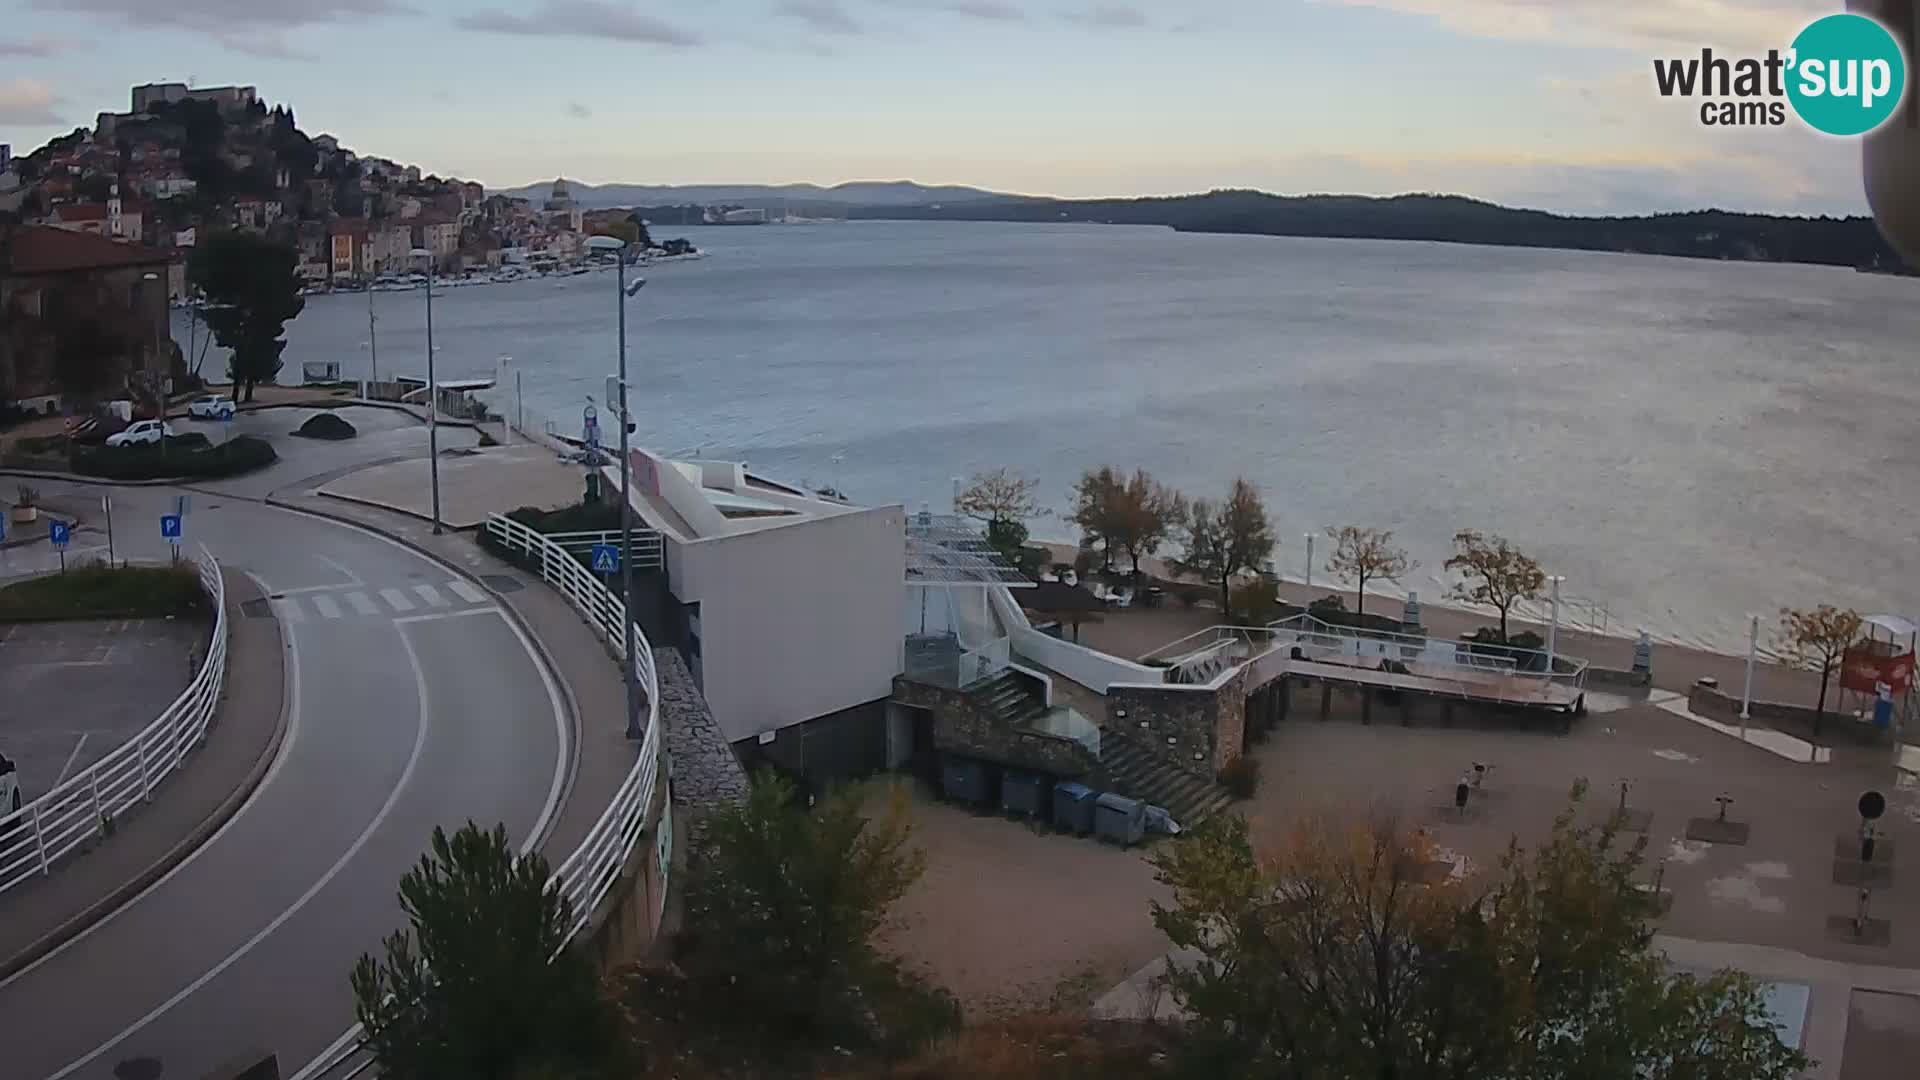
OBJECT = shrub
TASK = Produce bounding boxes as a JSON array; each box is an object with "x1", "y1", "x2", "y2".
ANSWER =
[
  {"x1": 14, "y1": 483, "x2": 38, "y2": 508},
  {"x1": 1229, "y1": 580, "x2": 1283, "y2": 626},
  {"x1": 1308, "y1": 593, "x2": 1348, "y2": 615},
  {"x1": 72, "y1": 434, "x2": 277, "y2": 481},
  {"x1": 293, "y1": 412, "x2": 358, "y2": 440},
  {"x1": 1072, "y1": 549, "x2": 1096, "y2": 577},
  {"x1": 1177, "y1": 584, "x2": 1204, "y2": 608},
  {"x1": 1218, "y1": 754, "x2": 1259, "y2": 799},
  {"x1": 1508, "y1": 630, "x2": 1546, "y2": 651},
  {"x1": 0, "y1": 561, "x2": 210, "y2": 621}
]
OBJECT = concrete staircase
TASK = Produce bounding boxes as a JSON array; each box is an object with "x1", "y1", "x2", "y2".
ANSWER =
[
  {"x1": 1096, "y1": 730, "x2": 1237, "y2": 827},
  {"x1": 976, "y1": 670, "x2": 1049, "y2": 727}
]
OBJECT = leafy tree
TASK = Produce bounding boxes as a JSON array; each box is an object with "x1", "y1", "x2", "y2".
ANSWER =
[
  {"x1": 189, "y1": 231, "x2": 305, "y2": 401},
  {"x1": 1325, "y1": 524, "x2": 1415, "y2": 618},
  {"x1": 678, "y1": 772, "x2": 950, "y2": 1049},
  {"x1": 1444, "y1": 529, "x2": 1544, "y2": 641},
  {"x1": 1118, "y1": 469, "x2": 1186, "y2": 579},
  {"x1": 1071, "y1": 465, "x2": 1124, "y2": 571},
  {"x1": 1151, "y1": 795, "x2": 1809, "y2": 1080},
  {"x1": 350, "y1": 822, "x2": 618, "y2": 1080},
  {"x1": 590, "y1": 220, "x2": 642, "y2": 246},
  {"x1": 1775, "y1": 604, "x2": 1864, "y2": 734},
  {"x1": 1177, "y1": 477, "x2": 1274, "y2": 615}
]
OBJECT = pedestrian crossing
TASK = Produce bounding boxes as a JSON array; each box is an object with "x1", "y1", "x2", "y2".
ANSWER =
[{"x1": 271, "y1": 580, "x2": 494, "y2": 623}]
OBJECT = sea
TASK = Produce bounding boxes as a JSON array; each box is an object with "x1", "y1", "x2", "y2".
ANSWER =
[{"x1": 178, "y1": 220, "x2": 1920, "y2": 657}]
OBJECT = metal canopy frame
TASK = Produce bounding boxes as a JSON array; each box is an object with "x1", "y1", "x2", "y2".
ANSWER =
[{"x1": 905, "y1": 512, "x2": 1033, "y2": 587}]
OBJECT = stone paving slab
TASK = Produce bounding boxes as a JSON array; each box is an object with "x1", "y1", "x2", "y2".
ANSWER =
[
  {"x1": 0, "y1": 569, "x2": 287, "y2": 979},
  {"x1": 316, "y1": 444, "x2": 585, "y2": 530}
]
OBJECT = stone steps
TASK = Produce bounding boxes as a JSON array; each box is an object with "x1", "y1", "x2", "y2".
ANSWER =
[{"x1": 1096, "y1": 731, "x2": 1237, "y2": 827}]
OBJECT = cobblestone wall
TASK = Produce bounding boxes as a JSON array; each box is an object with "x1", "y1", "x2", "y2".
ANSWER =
[
  {"x1": 655, "y1": 647, "x2": 750, "y2": 822},
  {"x1": 1106, "y1": 665, "x2": 1248, "y2": 778},
  {"x1": 892, "y1": 676, "x2": 1097, "y2": 777}
]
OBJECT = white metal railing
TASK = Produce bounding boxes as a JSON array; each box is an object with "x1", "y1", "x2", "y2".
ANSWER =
[
  {"x1": 482, "y1": 512, "x2": 663, "y2": 941},
  {"x1": 541, "y1": 529, "x2": 665, "y2": 572},
  {"x1": 0, "y1": 546, "x2": 227, "y2": 896},
  {"x1": 311, "y1": 516, "x2": 668, "y2": 1079}
]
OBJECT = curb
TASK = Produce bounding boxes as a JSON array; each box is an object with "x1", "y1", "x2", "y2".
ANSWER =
[{"x1": 0, "y1": 577, "x2": 291, "y2": 984}]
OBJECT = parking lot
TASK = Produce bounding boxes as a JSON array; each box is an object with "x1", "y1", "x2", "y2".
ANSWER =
[{"x1": 0, "y1": 618, "x2": 207, "y2": 803}]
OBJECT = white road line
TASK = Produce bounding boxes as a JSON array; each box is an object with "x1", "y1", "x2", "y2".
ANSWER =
[
  {"x1": 46, "y1": 613, "x2": 434, "y2": 1080},
  {"x1": 273, "y1": 598, "x2": 306, "y2": 624},
  {"x1": 315, "y1": 553, "x2": 363, "y2": 586},
  {"x1": 52, "y1": 733, "x2": 90, "y2": 790},
  {"x1": 379, "y1": 587, "x2": 415, "y2": 612},
  {"x1": 392, "y1": 607, "x2": 500, "y2": 625},
  {"x1": 411, "y1": 583, "x2": 448, "y2": 608},
  {"x1": 310, "y1": 594, "x2": 342, "y2": 620},
  {"x1": 344, "y1": 591, "x2": 379, "y2": 616},
  {"x1": 0, "y1": 569, "x2": 304, "y2": 991},
  {"x1": 446, "y1": 579, "x2": 487, "y2": 605}
]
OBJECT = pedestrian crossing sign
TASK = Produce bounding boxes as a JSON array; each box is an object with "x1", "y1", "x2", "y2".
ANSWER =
[{"x1": 591, "y1": 543, "x2": 619, "y2": 573}]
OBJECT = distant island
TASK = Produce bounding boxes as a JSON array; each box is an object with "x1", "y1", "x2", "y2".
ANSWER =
[{"x1": 848, "y1": 190, "x2": 1910, "y2": 272}]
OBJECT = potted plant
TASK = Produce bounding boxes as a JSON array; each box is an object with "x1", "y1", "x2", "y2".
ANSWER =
[{"x1": 11, "y1": 484, "x2": 38, "y2": 525}]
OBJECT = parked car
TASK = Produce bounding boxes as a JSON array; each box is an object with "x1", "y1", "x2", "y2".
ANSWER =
[
  {"x1": 0, "y1": 753, "x2": 20, "y2": 825},
  {"x1": 187, "y1": 395, "x2": 237, "y2": 421},
  {"x1": 104, "y1": 419, "x2": 176, "y2": 447}
]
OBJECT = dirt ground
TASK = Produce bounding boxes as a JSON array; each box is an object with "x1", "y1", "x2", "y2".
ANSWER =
[{"x1": 878, "y1": 778, "x2": 1171, "y2": 1017}]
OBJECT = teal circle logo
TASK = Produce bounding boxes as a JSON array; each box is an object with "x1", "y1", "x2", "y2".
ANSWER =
[{"x1": 1786, "y1": 13, "x2": 1908, "y2": 136}]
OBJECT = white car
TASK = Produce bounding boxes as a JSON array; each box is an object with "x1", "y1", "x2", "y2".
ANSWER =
[
  {"x1": 105, "y1": 419, "x2": 176, "y2": 447},
  {"x1": 187, "y1": 395, "x2": 236, "y2": 421}
]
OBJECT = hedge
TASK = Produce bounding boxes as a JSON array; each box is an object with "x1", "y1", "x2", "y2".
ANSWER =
[
  {"x1": 0, "y1": 562, "x2": 211, "y2": 621},
  {"x1": 71, "y1": 435, "x2": 277, "y2": 481},
  {"x1": 293, "y1": 412, "x2": 358, "y2": 440}
]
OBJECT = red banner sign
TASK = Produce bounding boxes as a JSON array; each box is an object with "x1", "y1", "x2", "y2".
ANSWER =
[{"x1": 1841, "y1": 647, "x2": 1915, "y2": 696}]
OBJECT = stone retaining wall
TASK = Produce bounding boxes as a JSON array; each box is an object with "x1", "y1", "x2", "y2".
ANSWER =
[
  {"x1": 892, "y1": 676, "x2": 1098, "y2": 777},
  {"x1": 1106, "y1": 665, "x2": 1248, "y2": 779},
  {"x1": 1687, "y1": 681, "x2": 1888, "y2": 746}
]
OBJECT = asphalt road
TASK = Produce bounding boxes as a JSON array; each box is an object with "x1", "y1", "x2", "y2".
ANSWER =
[{"x1": 0, "y1": 482, "x2": 568, "y2": 1080}]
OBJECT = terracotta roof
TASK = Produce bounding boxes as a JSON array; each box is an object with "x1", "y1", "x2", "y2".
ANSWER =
[
  {"x1": 1, "y1": 225, "x2": 175, "y2": 275},
  {"x1": 52, "y1": 203, "x2": 109, "y2": 222}
]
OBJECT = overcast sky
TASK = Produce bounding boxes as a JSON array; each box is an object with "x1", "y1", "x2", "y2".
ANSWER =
[{"x1": 0, "y1": 0, "x2": 1875, "y2": 215}]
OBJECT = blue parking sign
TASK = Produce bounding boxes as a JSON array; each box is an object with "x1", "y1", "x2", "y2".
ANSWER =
[
  {"x1": 160, "y1": 514, "x2": 182, "y2": 540},
  {"x1": 48, "y1": 520, "x2": 69, "y2": 547},
  {"x1": 590, "y1": 543, "x2": 619, "y2": 573}
]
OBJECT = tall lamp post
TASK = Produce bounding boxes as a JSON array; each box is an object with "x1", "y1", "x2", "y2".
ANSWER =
[
  {"x1": 409, "y1": 248, "x2": 442, "y2": 534},
  {"x1": 585, "y1": 234, "x2": 648, "y2": 740}
]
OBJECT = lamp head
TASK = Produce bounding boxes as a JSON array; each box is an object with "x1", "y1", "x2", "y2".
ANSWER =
[
  {"x1": 624, "y1": 277, "x2": 647, "y2": 298},
  {"x1": 586, "y1": 235, "x2": 626, "y2": 252}
]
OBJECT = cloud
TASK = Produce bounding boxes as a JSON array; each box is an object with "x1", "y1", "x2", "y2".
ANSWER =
[
  {"x1": 217, "y1": 30, "x2": 318, "y2": 59},
  {"x1": 776, "y1": 0, "x2": 862, "y2": 34},
  {"x1": 938, "y1": 0, "x2": 1022, "y2": 19},
  {"x1": 567, "y1": 101, "x2": 592, "y2": 118},
  {"x1": 0, "y1": 77, "x2": 61, "y2": 125},
  {"x1": 32, "y1": 0, "x2": 406, "y2": 31},
  {"x1": 1316, "y1": 0, "x2": 1828, "y2": 53},
  {"x1": 1066, "y1": 3, "x2": 1148, "y2": 29},
  {"x1": 455, "y1": 1, "x2": 703, "y2": 45},
  {"x1": 0, "y1": 35, "x2": 78, "y2": 57}
]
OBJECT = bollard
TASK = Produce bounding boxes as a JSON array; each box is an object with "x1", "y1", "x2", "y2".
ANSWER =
[
  {"x1": 1715, "y1": 794, "x2": 1733, "y2": 823},
  {"x1": 1632, "y1": 630, "x2": 1652, "y2": 677}
]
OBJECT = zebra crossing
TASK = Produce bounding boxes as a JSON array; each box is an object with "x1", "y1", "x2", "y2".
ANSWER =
[{"x1": 271, "y1": 580, "x2": 494, "y2": 623}]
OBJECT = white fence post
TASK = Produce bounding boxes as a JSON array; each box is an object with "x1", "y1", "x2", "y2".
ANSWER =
[
  {"x1": 31, "y1": 804, "x2": 49, "y2": 876},
  {"x1": 90, "y1": 769, "x2": 105, "y2": 838},
  {"x1": 136, "y1": 730, "x2": 152, "y2": 800}
]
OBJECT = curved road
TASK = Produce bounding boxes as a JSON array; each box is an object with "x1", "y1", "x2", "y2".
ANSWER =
[{"x1": 0, "y1": 483, "x2": 569, "y2": 1080}]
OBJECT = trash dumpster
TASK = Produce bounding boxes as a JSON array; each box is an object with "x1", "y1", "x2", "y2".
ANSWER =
[
  {"x1": 941, "y1": 754, "x2": 993, "y2": 806},
  {"x1": 1002, "y1": 769, "x2": 1047, "y2": 820},
  {"x1": 1053, "y1": 781, "x2": 1097, "y2": 835},
  {"x1": 1095, "y1": 792, "x2": 1146, "y2": 847}
]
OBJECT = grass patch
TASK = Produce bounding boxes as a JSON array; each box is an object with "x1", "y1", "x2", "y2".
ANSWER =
[
  {"x1": 293, "y1": 412, "x2": 357, "y2": 440},
  {"x1": 71, "y1": 435, "x2": 277, "y2": 481},
  {"x1": 0, "y1": 561, "x2": 210, "y2": 621}
]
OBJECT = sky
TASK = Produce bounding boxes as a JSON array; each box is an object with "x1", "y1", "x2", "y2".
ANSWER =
[{"x1": 0, "y1": 0, "x2": 1884, "y2": 215}]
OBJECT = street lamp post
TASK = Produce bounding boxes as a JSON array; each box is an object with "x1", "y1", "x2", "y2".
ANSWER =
[
  {"x1": 1740, "y1": 614, "x2": 1759, "y2": 739},
  {"x1": 1546, "y1": 574, "x2": 1566, "y2": 672},
  {"x1": 410, "y1": 248, "x2": 441, "y2": 534},
  {"x1": 586, "y1": 235, "x2": 648, "y2": 740},
  {"x1": 1304, "y1": 532, "x2": 1315, "y2": 592}
]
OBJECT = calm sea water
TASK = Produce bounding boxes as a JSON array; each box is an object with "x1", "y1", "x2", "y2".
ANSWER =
[{"x1": 196, "y1": 221, "x2": 1920, "y2": 654}]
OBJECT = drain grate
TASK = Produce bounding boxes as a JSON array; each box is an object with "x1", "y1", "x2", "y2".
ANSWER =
[
  {"x1": 482, "y1": 574, "x2": 524, "y2": 593},
  {"x1": 240, "y1": 598, "x2": 274, "y2": 618}
]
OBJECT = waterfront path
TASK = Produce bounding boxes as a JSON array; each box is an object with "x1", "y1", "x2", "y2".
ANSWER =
[{"x1": 0, "y1": 481, "x2": 569, "y2": 1080}]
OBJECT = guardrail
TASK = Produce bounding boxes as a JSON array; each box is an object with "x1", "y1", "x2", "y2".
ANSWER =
[
  {"x1": 542, "y1": 528, "x2": 665, "y2": 572},
  {"x1": 303, "y1": 515, "x2": 667, "y2": 1079},
  {"x1": 0, "y1": 546, "x2": 227, "y2": 896}
]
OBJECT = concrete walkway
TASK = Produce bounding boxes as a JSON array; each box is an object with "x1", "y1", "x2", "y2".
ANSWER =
[{"x1": 0, "y1": 569, "x2": 287, "y2": 980}]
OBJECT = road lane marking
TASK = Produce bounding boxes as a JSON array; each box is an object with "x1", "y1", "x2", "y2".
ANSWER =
[
  {"x1": 446, "y1": 579, "x2": 487, "y2": 605},
  {"x1": 379, "y1": 587, "x2": 414, "y2": 612},
  {"x1": 344, "y1": 591, "x2": 379, "y2": 616},
  {"x1": 0, "y1": 569, "x2": 305, "y2": 991},
  {"x1": 52, "y1": 734, "x2": 90, "y2": 789},
  {"x1": 393, "y1": 607, "x2": 500, "y2": 625},
  {"x1": 45, "y1": 614, "x2": 434, "y2": 1080},
  {"x1": 412, "y1": 583, "x2": 448, "y2": 608},
  {"x1": 311, "y1": 594, "x2": 342, "y2": 620},
  {"x1": 273, "y1": 597, "x2": 307, "y2": 623},
  {"x1": 315, "y1": 553, "x2": 363, "y2": 586}
]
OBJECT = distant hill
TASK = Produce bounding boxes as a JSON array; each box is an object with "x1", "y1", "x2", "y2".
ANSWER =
[
  {"x1": 498, "y1": 178, "x2": 1009, "y2": 210},
  {"x1": 849, "y1": 190, "x2": 1906, "y2": 270}
]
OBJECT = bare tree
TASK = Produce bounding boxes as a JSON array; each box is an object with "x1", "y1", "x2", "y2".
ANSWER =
[
  {"x1": 954, "y1": 466, "x2": 1040, "y2": 527},
  {"x1": 1324, "y1": 525, "x2": 1414, "y2": 618},
  {"x1": 1179, "y1": 478, "x2": 1275, "y2": 615},
  {"x1": 1444, "y1": 529, "x2": 1544, "y2": 641},
  {"x1": 1775, "y1": 604, "x2": 1864, "y2": 735}
]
